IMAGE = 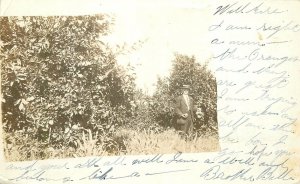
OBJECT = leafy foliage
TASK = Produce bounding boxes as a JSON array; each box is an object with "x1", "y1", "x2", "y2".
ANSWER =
[
  {"x1": 1, "y1": 15, "x2": 136, "y2": 153},
  {"x1": 1, "y1": 16, "x2": 218, "y2": 161},
  {"x1": 151, "y1": 54, "x2": 218, "y2": 134}
]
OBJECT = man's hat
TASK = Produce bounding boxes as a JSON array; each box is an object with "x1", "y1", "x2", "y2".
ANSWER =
[{"x1": 180, "y1": 84, "x2": 190, "y2": 89}]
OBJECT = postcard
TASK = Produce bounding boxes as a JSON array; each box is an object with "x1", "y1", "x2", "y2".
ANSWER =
[{"x1": 0, "y1": 0, "x2": 299, "y2": 183}]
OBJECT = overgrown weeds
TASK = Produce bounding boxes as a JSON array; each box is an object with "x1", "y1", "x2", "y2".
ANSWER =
[{"x1": 4, "y1": 126, "x2": 219, "y2": 162}]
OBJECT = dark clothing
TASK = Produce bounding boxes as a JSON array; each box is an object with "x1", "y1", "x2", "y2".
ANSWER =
[{"x1": 174, "y1": 95, "x2": 196, "y2": 134}]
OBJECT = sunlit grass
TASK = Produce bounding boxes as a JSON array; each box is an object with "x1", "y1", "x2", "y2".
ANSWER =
[
  {"x1": 115, "y1": 128, "x2": 219, "y2": 155},
  {"x1": 4, "y1": 126, "x2": 219, "y2": 162}
]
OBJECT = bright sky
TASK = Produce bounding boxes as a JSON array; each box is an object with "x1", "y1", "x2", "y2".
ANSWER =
[{"x1": 102, "y1": 2, "x2": 213, "y2": 94}]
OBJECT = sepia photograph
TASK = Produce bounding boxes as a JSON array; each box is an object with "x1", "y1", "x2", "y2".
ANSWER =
[{"x1": 1, "y1": 10, "x2": 219, "y2": 161}]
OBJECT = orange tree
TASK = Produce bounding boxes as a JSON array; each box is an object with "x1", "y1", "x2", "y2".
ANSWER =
[
  {"x1": 150, "y1": 54, "x2": 218, "y2": 134},
  {"x1": 1, "y1": 15, "x2": 136, "y2": 150}
]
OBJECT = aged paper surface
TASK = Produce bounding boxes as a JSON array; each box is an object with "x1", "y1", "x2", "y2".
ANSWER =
[{"x1": 0, "y1": 0, "x2": 300, "y2": 183}]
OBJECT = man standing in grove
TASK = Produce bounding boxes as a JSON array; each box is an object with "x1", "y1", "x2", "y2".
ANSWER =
[{"x1": 174, "y1": 85, "x2": 197, "y2": 136}]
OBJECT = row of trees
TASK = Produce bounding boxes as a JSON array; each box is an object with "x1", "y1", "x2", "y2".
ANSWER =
[{"x1": 1, "y1": 15, "x2": 217, "y2": 159}]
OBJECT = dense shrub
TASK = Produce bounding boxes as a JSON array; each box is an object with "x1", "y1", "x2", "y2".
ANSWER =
[
  {"x1": 151, "y1": 54, "x2": 218, "y2": 134},
  {"x1": 1, "y1": 15, "x2": 136, "y2": 151}
]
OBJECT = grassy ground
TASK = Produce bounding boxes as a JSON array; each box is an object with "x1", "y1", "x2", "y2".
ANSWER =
[
  {"x1": 116, "y1": 128, "x2": 219, "y2": 154},
  {"x1": 4, "y1": 128, "x2": 219, "y2": 162}
]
